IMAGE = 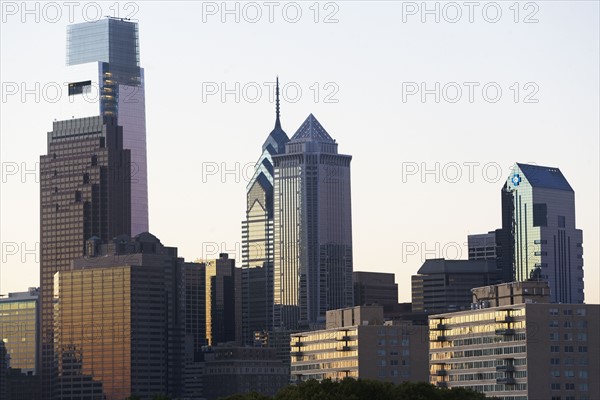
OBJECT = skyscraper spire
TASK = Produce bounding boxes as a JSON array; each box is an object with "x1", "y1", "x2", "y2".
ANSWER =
[{"x1": 275, "y1": 76, "x2": 281, "y2": 129}]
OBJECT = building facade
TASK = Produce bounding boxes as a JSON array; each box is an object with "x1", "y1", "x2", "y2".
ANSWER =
[
  {"x1": 53, "y1": 233, "x2": 187, "y2": 400},
  {"x1": 429, "y1": 302, "x2": 599, "y2": 400},
  {"x1": 39, "y1": 116, "x2": 131, "y2": 396},
  {"x1": 241, "y1": 80, "x2": 289, "y2": 344},
  {"x1": 0, "y1": 288, "x2": 39, "y2": 374},
  {"x1": 353, "y1": 271, "x2": 398, "y2": 307},
  {"x1": 64, "y1": 17, "x2": 149, "y2": 236},
  {"x1": 411, "y1": 259, "x2": 503, "y2": 314},
  {"x1": 204, "y1": 253, "x2": 241, "y2": 346},
  {"x1": 202, "y1": 345, "x2": 289, "y2": 400},
  {"x1": 273, "y1": 114, "x2": 354, "y2": 330},
  {"x1": 291, "y1": 306, "x2": 428, "y2": 384},
  {"x1": 503, "y1": 163, "x2": 584, "y2": 303}
]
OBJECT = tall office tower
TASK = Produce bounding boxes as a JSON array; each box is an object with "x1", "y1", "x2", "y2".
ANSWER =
[
  {"x1": 183, "y1": 262, "x2": 207, "y2": 358},
  {"x1": 273, "y1": 114, "x2": 354, "y2": 330},
  {"x1": 39, "y1": 116, "x2": 130, "y2": 396},
  {"x1": 64, "y1": 17, "x2": 148, "y2": 235},
  {"x1": 0, "y1": 288, "x2": 39, "y2": 374},
  {"x1": 504, "y1": 163, "x2": 584, "y2": 303},
  {"x1": 468, "y1": 229, "x2": 513, "y2": 284},
  {"x1": 54, "y1": 233, "x2": 187, "y2": 400},
  {"x1": 241, "y1": 79, "x2": 289, "y2": 344},
  {"x1": 205, "y1": 253, "x2": 242, "y2": 345}
]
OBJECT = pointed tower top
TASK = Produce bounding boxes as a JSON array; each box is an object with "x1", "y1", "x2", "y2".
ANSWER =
[
  {"x1": 290, "y1": 113, "x2": 335, "y2": 143},
  {"x1": 275, "y1": 76, "x2": 281, "y2": 129}
]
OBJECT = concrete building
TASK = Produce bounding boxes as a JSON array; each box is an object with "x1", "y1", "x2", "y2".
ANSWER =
[
  {"x1": 291, "y1": 306, "x2": 428, "y2": 384},
  {"x1": 429, "y1": 286, "x2": 599, "y2": 400},
  {"x1": 202, "y1": 345, "x2": 289, "y2": 400},
  {"x1": 411, "y1": 259, "x2": 503, "y2": 314},
  {"x1": 53, "y1": 233, "x2": 189, "y2": 400},
  {"x1": 0, "y1": 288, "x2": 39, "y2": 375},
  {"x1": 468, "y1": 232, "x2": 497, "y2": 260},
  {"x1": 273, "y1": 114, "x2": 354, "y2": 330},
  {"x1": 471, "y1": 281, "x2": 551, "y2": 308},
  {"x1": 504, "y1": 163, "x2": 584, "y2": 303},
  {"x1": 353, "y1": 271, "x2": 398, "y2": 307}
]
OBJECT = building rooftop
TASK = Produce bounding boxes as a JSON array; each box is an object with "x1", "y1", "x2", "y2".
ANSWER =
[{"x1": 516, "y1": 163, "x2": 573, "y2": 191}]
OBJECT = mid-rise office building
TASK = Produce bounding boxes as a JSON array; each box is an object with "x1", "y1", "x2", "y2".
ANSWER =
[
  {"x1": 411, "y1": 259, "x2": 503, "y2": 314},
  {"x1": 273, "y1": 114, "x2": 354, "y2": 330},
  {"x1": 429, "y1": 285, "x2": 598, "y2": 400},
  {"x1": 183, "y1": 262, "x2": 207, "y2": 358},
  {"x1": 503, "y1": 163, "x2": 584, "y2": 303},
  {"x1": 291, "y1": 306, "x2": 428, "y2": 384},
  {"x1": 39, "y1": 116, "x2": 131, "y2": 395},
  {"x1": 0, "y1": 288, "x2": 39, "y2": 374},
  {"x1": 202, "y1": 345, "x2": 289, "y2": 400},
  {"x1": 204, "y1": 253, "x2": 242, "y2": 345},
  {"x1": 353, "y1": 271, "x2": 398, "y2": 307},
  {"x1": 53, "y1": 233, "x2": 188, "y2": 400},
  {"x1": 62, "y1": 17, "x2": 149, "y2": 236},
  {"x1": 468, "y1": 232, "x2": 497, "y2": 260}
]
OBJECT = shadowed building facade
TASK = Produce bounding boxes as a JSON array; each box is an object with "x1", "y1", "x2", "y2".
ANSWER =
[
  {"x1": 39, "y1": 116, "x2": 131, "y2": 397},
  {"x1": 273, "y1": 114, "x2": 354, "y2": 330}
]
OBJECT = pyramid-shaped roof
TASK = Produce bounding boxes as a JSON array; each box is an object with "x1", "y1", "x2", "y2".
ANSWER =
[{"x1": 290, "y1": 114, "x2": 335, "y2": 143}]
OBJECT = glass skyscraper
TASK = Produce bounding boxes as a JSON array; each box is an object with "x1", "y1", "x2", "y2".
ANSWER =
[
  {"x1": 504, "y1": 163, "x2": 584, "y2": 303},
  {"x1": 241, "y1": 79, "x2": 289, "y2": 343},
  {"x1": 66, "y1": 17, "x2": 149, "y2": 236},
  {"x1": 273, "y1": 114, "x2": 354, "y2": 330}
]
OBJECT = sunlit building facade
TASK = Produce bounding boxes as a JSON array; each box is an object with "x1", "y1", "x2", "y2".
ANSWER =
[
  {"x1": 291, "y1": 306, "x2": 428, "y2": 383},
  {"x1": 39, "y1": 116, "x2": 131, "y2": 396},
  {"x1": 429, "y1": 303, "x2": 599, "y2": 400},
  {"x1": 273, "y1": 114, "x2": 354, "y2": 330},
  {"x1": 53, "y1": 233, "x2": 187, "y2": 400},
  {"x1": 504, "y1": 163, "x2": 584, "y2": 303},
  {"x1": 0, "y1": 288, "x2": 39, "y2": 374}
]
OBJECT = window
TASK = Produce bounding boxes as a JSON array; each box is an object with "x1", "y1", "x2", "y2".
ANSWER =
[
  {"x1": 579, "y1": 371, "x2": 588, "y2": 378},
  {"x1": 565, "y1": 346, "x2": 574, "y2": 353},
  {"x1": 550, "y1": 346, "x2": 560, "y2": 353},
  {"x1": 533, "y1": 203, "x2": 548, "y2": 226},
  {"x1": 564, "y1": 371, "x2": 574, "y2": 377},
  {"x1": 565, "y1": 383, "x2": 575, "y2": 390},
  {"x1": 563, "y1": 309, "x2": 573, "y2": 316},
  {"x1": 549, "y1": 320, "x2": 559, "y2": 327},
  {"x1": 558, "y1": 215, "x2": 566, "y2": 228},
  {"x1": 550, "y1": 333, "x2": 559, "y2": 341},
  {"x1": 549, "y1": 308, "x2": 559, "y2": 316},
  {"x1": 578, "y1": 346, "x2": 588, "y2": 353},
  {"x1": 576, "y1": 309, "x2": 586, "y2": 317},
  {"x1": 563, "y1": 321, "x2": 572, "y2": 328},
  {"x1": 550, "y1": 358, "x2": 560, "y2": 365},
  {"x1": 564, "y1": 333, "x2": 573, "y2": 341},
  {"x1": 551, "y1": 370, "x2": 560, "y2": 377},
  {"x1": 551, "y1": 383, "x2": 561, "y2": 390}
]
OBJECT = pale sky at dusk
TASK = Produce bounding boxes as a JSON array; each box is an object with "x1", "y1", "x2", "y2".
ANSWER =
[{"x1": 1, "y1": 1, "x2": 599, "y2": 304}]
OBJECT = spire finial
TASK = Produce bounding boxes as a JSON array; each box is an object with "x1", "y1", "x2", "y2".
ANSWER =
[{"x1": 275, "y1": 76, "x2": 281, "y2": 129}]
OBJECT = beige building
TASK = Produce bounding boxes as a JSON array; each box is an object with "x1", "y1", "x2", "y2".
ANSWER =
[
  {"x1": 291, "y1": 306, "x2": 428, "y2": 383},
  {"x1": 429, "y1": 299, "x2": 599, "y2": 400}
]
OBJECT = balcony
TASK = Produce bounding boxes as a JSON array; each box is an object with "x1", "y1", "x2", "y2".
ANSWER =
[
  {"x1": 496, "y1": 365, "x2": 515, "y2": 372},
  {"x1": 435, "y1": 370, "x2": 448, "y2": 376},
  {"x1": 292, "y1": 341, "x2": 304, "y2": 347},
  {"x1": 496, "y1": 316, "x2": 515, "y2": 323},
  {"x1": 436, "y1": 382, "x2": 448, "y2": 388},
  {"x1": 436, "y1": 323, "x2": 447, "y2": 330},
  {"x1": 496, "y1": 377, "x2": 516, "y2": 385},
  {"x1": 433, "y1": 335, "x2": 448, "y2": 342},
  {"x1": 337, "y1": 346, "x2": 351, "y2": 352},
  {"x1": 291, "y1": 351, "x2": 303, "y2": 357},
  {"x1": 336, "y1": 336, "x2": 351, "y2": 341},
  {"x1": 495, "y1": 329, "x2": 516, "y2": 336}
]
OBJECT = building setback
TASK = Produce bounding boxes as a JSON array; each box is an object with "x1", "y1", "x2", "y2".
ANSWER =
[
  {"x1": 291, "y1": 306, "x2": 428, "y2": 384},
  {"x1": 429, "y1": 294, "x2": 598, "y2": 399},
  {"x1": 39, "y1": 115, "x2": 131, "y2": 396},
  {"x1": 53, "y1": 233, "x2": 187, "y2": 400},
  {"x1": 273, "y1": 114, "x2": 354, "y2": 330}
]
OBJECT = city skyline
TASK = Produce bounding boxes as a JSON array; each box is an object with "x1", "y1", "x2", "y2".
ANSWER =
[{"x1": 1, "y1": 2, "x2": 599, "y2": 306}]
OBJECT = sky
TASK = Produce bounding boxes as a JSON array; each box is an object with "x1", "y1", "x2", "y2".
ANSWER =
[{"x1": 1, "y1": 1, "x2": 599, "y2": 304}]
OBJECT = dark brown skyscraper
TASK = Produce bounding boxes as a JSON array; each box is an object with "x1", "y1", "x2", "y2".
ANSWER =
[{"x1": 39, "y1": 115, "x2": 130, "y2": 396}]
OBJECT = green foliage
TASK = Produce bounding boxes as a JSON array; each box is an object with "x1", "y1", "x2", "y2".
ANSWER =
[{"x1": 221, "y1": 379, "x2": 491, "y2": 400}]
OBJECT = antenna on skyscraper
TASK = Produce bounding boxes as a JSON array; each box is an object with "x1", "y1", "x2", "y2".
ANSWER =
[{"x1": 275, "y1": 76, "x2": 281, "y2": 129}]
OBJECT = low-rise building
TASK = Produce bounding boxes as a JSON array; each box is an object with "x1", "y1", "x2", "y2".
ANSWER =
[
  {"x1": 429, "y1": 284, "x2": 599, "y2": 400},
  {"x1": 291, "y1": 306, "x2": 428, "y2": 384}
]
